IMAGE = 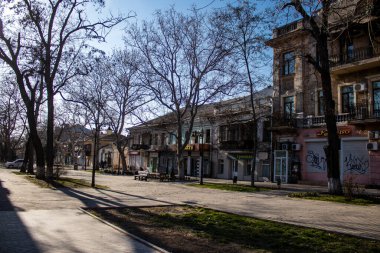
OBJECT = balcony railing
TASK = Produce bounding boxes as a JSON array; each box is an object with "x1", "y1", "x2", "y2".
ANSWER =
[
  {"x1": 131, "y1": 144, "x2": 150, "y2": 150},
  {"x1": 300, "y1": 103, "x2": 380, "y2": 127},
  {"x1": 219, "y1": 140, "x2": 254, "y2": 150},
  {"x1": 330, "y1": 46, "x2": 380, "y2": 67}
]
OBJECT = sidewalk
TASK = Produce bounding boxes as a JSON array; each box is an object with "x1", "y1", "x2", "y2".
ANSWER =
[
  {"x1": 202, "y1": 177, "x2": 380, "y2": 196},
  {"x1": 0, "y1": 168, "x2": 165, "y2": 253},
  {"x1": 1, "y1": 166, "x2": 380, "y2": 253}
]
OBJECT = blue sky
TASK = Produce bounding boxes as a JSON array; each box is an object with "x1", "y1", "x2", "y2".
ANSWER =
[
  {"x1": 92, "y1": 0, "x2": 228, "y2": 52},
  {"x1": 92, "y1": 0, "x2": 276, "y2": 52}
]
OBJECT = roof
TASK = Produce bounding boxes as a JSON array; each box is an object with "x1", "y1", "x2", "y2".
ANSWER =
[{"x1": 128, "y1": 86, "x2": 273, "y2": 132}]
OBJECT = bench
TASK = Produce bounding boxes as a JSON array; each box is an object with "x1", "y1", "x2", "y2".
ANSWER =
[
  {"x1": 159, "y1": 173, "x2": 170, "y2": 182},
  {"x1": 134, "y1": 170, "x2": 149, "y2": 181},
  {"x1": 159, "y1": 173, "x2": 176, "y2": 182}
]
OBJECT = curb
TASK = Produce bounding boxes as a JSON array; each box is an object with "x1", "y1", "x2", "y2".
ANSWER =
[{"x1": 79, "y1": 207, "x2": 170, "y2": 253}]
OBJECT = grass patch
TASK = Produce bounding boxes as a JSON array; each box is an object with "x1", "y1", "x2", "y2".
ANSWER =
[
  {"x1": 288, "y1": 192, "x2": 380, "y2": 205},
  {"x1": 89, "y1": 205, "x2": 380, "y2": 253},
  {"x1": 23, "y1": 175, "x2": 108, "y2": 189},
  {"x1": 12, "y1": 171, "x2": 29, "y2": 175},
  {"x1": 188, "y1": 182, "x2": 270, "y2": 192}
]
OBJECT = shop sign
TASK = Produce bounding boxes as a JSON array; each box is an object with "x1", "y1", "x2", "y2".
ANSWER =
[
  {"x1": 184, "y1": 145, "x2": 193, "y2": 151},
  {"x1": 316, "y1": 128, "x2": 351, "y2": 137},
  {"x1": 229, "y1": 153, "x2": 254, "y2": 160}
]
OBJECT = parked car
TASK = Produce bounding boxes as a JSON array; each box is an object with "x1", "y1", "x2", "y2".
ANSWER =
[{"x1": 5, "y1": 159, "x2": 24, "y2": 168}]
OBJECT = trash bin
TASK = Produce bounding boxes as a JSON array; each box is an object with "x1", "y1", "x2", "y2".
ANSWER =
[
  {"x1": 74, "y1": 163, "x2": 78, "y2": 170},
  {"x1": 233, "y1": 176, "x2": 237, "y2": 184}
]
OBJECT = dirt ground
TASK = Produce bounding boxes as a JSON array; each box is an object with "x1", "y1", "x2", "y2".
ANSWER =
[{"x1": 90, "y1": 205, "x2": 258, "y2": 253}]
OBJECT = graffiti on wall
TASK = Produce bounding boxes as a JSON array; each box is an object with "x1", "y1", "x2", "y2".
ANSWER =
[
  {"x1": 343, "y1": 154, "x2": 369, "y2": 174},
  {"x1": 306, "y1": 151, "x2": 327, "y2": 171}
]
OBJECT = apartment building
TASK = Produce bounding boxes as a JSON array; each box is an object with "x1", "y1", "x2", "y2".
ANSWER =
[
  {"x1": 127, "y1": 87, "x2": 272, "y2": 181},
  {"x1": 267, "y1": 0, "x2": 380, "y2": 186}
]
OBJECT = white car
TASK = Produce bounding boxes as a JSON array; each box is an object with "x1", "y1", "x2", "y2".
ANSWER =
[{"x1": 5, "y1": 159, "x2": 24, "y2": 168}]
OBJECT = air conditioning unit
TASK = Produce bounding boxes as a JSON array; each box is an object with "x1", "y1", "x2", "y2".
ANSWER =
[
  {"x1": 367, "y1": 142, "x2": 378, "y2": 151},
  {"x1": 368, "y1": 131, "x2": 380, "y2": 140},
  {"x1": 354, "y1": 83, "x2": 367, "y2": 92},
  {"x1": 281, "y1": 144, "x2": 289, "y2": 150},
  {"x1": 292, "y1": 143, "x2": 301, "y2": 151}
]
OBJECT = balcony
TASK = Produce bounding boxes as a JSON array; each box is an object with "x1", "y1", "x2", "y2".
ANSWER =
[
  {"x1": 131, "y1": 144, "x2": 150, "y2": 150},
  {"x1": 330, "y1": 46, "x2": 380, "y2": 74},
  {"x1": 273, "y1": 20, "x2": 304, "y2": 38},
  {"x1": 269, "y1": 113, "x2": 298, "y2": 132},
  {"x1": 302, "y1": 103, "x2": 380, "y2": 127},
  {"x1": 184, "y1": 143, "x2": 211, "y2": 152},
  {"x1": 219, "y1": 140, "x2": 254, "y2": 150}
]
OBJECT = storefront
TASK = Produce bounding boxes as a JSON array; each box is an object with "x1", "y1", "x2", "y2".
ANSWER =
[{"x1": 295, "y1": 126, "x2": 377, "y2": 185}]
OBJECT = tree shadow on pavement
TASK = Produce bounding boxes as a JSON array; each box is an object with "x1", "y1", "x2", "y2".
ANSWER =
[
  {"x1": 57, "y1": 186, "x2": 175, "y2": 208},
  {"x1": 0, "y1": 179, "x2": 42, "y2": 253}
]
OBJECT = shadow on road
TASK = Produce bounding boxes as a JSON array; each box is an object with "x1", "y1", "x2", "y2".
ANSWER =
[
  {"x1": 57, "y1": 186, "x2": 175, "y2": 209},
  {"x1": 0, "y1": 179, "x2": 42, "y2": 253}
]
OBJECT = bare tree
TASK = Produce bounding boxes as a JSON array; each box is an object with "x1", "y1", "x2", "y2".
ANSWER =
[
  {"x1": 127, "y1": 7, "x2": 236, "y2": 179},
  {"x1": 0, "y1": 0, "x2": 129, "y2": 179},
  {"x1": 0, "y1": 77, "x2": 24, "y2": 162},
  {"x1": 214, "y1": 0, "x2": 270, "y2": 186},
  {"x1": 278, "y1": 0, "x2": 363, "y2": 194},
  {"x1": 62, "y1": 56, "x2": 110, "y2": 187},
  {"x1": 103, "y1": 49, "x2": 151, "y2": 173}
]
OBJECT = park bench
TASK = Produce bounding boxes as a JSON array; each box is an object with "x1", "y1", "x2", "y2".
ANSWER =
[
  {"x1": 134, "y1": 170, "x2": 149, "y2": 181},
  {"x1": 159, "y1": 173, "x2": 170, "y2": 182},
  {"x1": 159, "y1": 172, "x2": 177, "y2": 182}
]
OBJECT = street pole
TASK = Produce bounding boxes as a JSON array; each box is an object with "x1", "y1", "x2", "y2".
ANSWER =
[{"x1": 200, "y1": 129, "x2": 204, "y2": 185}]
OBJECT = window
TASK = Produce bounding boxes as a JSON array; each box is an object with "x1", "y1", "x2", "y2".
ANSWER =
[
  {"x1": 245, "y1": 161, "x2": 252, "y2": 176},
  {"x1": 161, "y1": 133, "x2": 165, "y2": 145},
  {"x1": 205, "y1": 129, "x2": 211, "y2": 143},
  {"x1": 262, "y1": 121, "x2": 271, "y2": 142},
  {"x1": 282, "y1": 51, "x2": 295, "y2": 75},
  {"x1": 228, "y1": 127, "x2": 238, "y2": 141},
  {"x1": 284, "y1": 96, "x2": 295, "y2": 119},
  {"x1": 373, "y1": 81, "x2": 380, "y2": 117},
  {"x1": 219, "y1": 126, "x2": 227, "y2": 142},
  {"x1": 347, "y1": 43, "x2": 354, "y2": 61},
  {"x1": 318, "y1": 90, "x2": 325, "y2": 115},
  {"x1": 169, "y1": 133, "x2": 176, "y2": 144},
  {"x1": 341, "y1": 86, "x2": 354, "y2": 113},
  {"x1": 218, "y1": 159, "x2": 224, "y2": 174}
]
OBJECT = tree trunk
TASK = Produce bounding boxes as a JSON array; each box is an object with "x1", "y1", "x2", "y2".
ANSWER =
[
  {"x1": 20, "y1": 137, "x2": 31, "y2": 173},
  {"x1": 26, "y1": 110, "x2": 45, "y2": 179},
  {"x1": 91, "y1": 128, "x2": 99, "y2": 188},
  {"x1": 251, "y1": 121, "x2": 258, "y2": 187},
  {"x1": 27, "y1": 143, "x2": 34, "y2": 175},
  {"x1": 116, "y1": 145, "x2": 127, "y2": 173},
  {"x1": 319, "y1": 35, "x2": 343, "y2": 195},
  {"x1": 45, "y1": 86, "x2": 55, "y2": 179},
  {"x1": 176, "y1": 126, "x2": 184, "y2": 179}
]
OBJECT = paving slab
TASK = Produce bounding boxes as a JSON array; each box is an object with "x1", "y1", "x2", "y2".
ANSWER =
[{"x1": 0, "y1": 209, "x2": 160, "y2": 253}]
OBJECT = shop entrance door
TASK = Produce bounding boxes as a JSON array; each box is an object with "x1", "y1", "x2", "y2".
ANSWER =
[{"x1": 274, "y1": 150, "x2": 288, "y2": 183}]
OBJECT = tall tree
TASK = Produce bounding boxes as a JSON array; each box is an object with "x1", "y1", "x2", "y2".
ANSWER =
[
  {"x1": 0, "y1": 18, "x2": 46, "y2": 178},
  {"x1": 279, "y1": 0, "x2": 365, "y2": 194},
  {"x1": 63, "y1": 56, "x2": 110, "y2": 187},
  {"x1": 0, "y1": 0, "x2": 128, "y2": 179},
  {"x1": 215, "y1": 0, "x2": 270, "y2": 186},
  {"x1": 0, "y1": 77, "x2": 28, "y2": 164},
  {"x1": 127, "y1": 7, "x2": 236, "y2": 179},
  {"x1": 104, "y1": 49, "x2": 150, "y2": 174}
]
